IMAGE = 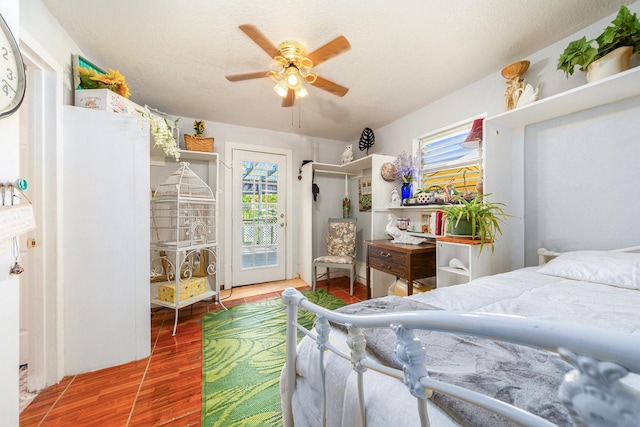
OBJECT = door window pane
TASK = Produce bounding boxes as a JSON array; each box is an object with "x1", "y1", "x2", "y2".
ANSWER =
[{"x1": 241, "y1": 161, "x2": 279, "y2": 269}]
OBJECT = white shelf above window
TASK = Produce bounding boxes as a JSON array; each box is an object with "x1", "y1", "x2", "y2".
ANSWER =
[{"x1": 488, "y1": 65, "x2": 640, "y2": 128}]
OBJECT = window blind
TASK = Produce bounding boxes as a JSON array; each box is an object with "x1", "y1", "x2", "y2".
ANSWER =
[{"x1": 419, "y1": 120, "x2": 481, "y2": 194}]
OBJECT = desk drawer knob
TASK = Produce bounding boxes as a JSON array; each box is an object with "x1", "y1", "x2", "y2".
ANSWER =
[{"x1": 379, "y1": 251, "x2": 391, "y2": 257}]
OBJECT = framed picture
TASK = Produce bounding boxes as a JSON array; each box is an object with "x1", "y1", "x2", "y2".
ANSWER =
[
  {"x1": 358, "y1": 176, "x2": 372, "y2": 211},
  {"x1": 421, "y1": 212, "x2": 432, "y2": 234}
]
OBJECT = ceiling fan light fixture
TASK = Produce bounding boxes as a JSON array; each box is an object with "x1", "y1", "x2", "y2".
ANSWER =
[
  {"x1": 227, "y1": 25, "x2": 351, "y2": 107},
  {"x1": 285, "y1": 67, "x2": 302, "y2": 89},
  {"x1": 304, "y1": 73, "x2": 318, "y2": 84},
  {"x1": 273, "y1": 79, "x2": 289, "y2": 97},
  {"x1": 296, "y1": 85, "x2": 308, "y2": 99}
]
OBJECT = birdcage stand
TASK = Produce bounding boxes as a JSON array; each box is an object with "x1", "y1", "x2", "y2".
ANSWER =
[
  {"x1": 150, "y1": 162, "x2": 223, "y2": 335},
  {"x1": 151, "y1": 245, "x2": 225, "y2": 335}
]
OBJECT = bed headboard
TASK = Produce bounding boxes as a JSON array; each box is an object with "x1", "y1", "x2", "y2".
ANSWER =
[{"x1": 537, "y1": 245, "x2": 640, "y2": 265}]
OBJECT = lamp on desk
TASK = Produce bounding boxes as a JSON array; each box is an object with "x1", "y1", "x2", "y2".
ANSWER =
[{"x1": 461, "y1": 118, "x2": 484, "y2": 195}]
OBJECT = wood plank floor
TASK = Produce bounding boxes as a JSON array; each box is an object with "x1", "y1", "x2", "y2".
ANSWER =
[{"x1": 20, "y1": 277, "x2": 366, "y2": 426}]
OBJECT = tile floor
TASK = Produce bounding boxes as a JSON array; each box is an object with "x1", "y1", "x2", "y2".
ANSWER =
[{"x1": 19, "y1": 277, "x2": 366, "y2": 426}]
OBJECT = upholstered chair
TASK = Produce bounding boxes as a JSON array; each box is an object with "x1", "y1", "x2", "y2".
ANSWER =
[{"x1": 313, "y1": 218, "x2": 357, "y2": 295}]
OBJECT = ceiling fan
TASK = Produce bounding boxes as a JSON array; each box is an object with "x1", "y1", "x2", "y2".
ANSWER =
[{"x1": 225, "y1": 24, "x2": 351, "y2": 107}]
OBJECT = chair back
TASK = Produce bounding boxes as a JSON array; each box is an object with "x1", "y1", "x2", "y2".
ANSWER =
[{"x1": 326, "y1": 218, "x2": 357, "y2": 257}]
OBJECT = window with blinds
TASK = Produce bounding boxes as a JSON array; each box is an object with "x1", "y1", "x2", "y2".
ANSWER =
[{"x1": 419, "y1": 119, "x2": 482, "y2": 195}]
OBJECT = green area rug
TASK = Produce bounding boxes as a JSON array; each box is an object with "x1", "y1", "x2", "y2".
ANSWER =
[{"x1": 202, "y1": 289, "x2": 346, "y2": 426}]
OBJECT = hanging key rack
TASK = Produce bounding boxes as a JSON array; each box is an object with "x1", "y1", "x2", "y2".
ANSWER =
[{"x1": 0, "y1": 180, "x2": 35, "y2": 275}]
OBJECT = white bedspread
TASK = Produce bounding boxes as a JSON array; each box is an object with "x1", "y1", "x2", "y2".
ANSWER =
[{"x1": 283, "y1": 266, "x2": 640, "y2": 426}]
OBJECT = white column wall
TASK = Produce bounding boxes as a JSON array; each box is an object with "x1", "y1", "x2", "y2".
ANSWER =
[{"x1": 0, "y1": 3, "x2": 22, "y2": 425}]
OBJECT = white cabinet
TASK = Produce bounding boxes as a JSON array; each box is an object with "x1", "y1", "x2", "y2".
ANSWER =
[
  {"x1": 436, "y1": 238, "x2": 492, "y2": 287},
  {"x1": 62, "y1": 106, "x2": 150, "y2": 375}
]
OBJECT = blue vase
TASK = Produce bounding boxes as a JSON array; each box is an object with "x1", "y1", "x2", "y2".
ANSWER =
[{"x1": 401, "y1": 182, "x2": 412, "y2": 201}]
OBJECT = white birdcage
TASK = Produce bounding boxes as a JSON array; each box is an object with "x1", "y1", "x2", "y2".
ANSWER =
[{"x1": 151, "y1": 162, "x2": 216, "y2": 249}]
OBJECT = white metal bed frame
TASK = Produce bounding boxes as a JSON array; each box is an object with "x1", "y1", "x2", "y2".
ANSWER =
[{"x1": 282, "y1": 247, "x2": 640, "y2": 426}]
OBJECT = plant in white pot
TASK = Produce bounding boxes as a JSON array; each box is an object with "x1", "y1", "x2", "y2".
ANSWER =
[
  {"x1": 557, "y1": 5, "x2": 640, "y2": 82},
  {"x1": 440, "y1": 194, "x2": 511, "y2": 253}
]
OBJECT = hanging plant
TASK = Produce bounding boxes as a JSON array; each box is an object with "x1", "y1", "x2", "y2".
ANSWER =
[{"x1": 137, "y1": 108, "x2": 180, "y2": 161}]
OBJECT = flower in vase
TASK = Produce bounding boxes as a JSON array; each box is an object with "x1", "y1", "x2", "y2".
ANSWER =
[{"x1": 394, "y1": 150, "x2": 419, "y2": 183}]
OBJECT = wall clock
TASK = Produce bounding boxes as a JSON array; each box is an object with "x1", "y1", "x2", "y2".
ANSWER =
[{"x1": 0, "y1": 13, "x2": 26, "y2": 120}]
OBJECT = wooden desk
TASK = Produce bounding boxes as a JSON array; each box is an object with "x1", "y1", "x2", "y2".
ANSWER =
[{"x1": 365, "y1": 239, "x2": 437, "y2": 299}]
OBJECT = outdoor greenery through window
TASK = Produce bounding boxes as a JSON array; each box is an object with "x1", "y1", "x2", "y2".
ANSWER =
[
  {"x1": 418, "y1": 118, "x2": 483, "y2": 195},
  {"x1": 241, "y1": 161, "x2": 279, "y2": 257}
]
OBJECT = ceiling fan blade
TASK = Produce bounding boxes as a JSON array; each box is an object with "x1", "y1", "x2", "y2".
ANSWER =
[
  {"x1": 282, "y1": 88, "x2": 295, "y2": 107},
  {"x1": 307, "y1": 35, "x2": 351, "y2": 67},
  {"x1": 239, "y1": 24, "x2": 280, "y2": 58},
  {"x1": 225, "y1": 71, "x2": 270, "y2": 82},
  {"x1": 310, "y1": 75, "x2": 349, "y2": 97}
]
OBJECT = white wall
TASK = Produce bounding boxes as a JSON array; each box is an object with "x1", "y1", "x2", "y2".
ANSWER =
[
  {"x1": 1, "y1": 2, "x2": 23, "y2": 425},
  {"x1": 524, "y1": 99, "x2": 640, "y2": 264},
  {"x1": 19, "y1": 0, "x2": 83, "y2": 104},
  {"x1": 372, "y1": 1, "x2": 640, "y2": 262}
]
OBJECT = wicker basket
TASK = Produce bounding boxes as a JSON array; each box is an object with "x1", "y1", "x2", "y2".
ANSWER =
[{"x1": 184, "y1": 134, "x2": 214, "y2": 152}]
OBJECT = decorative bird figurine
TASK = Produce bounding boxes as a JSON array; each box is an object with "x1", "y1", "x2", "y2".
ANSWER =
[
  {"x1": 515, "y1": 83, "x2": 540, "y2": 108},
  {"x1": 341, "y1": 144, "x2": 354, "y2": 165},
  {"x1": 386, "y1": 214, "x2": 426, "y2": 245}
]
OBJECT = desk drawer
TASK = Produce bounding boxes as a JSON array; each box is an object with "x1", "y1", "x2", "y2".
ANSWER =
[
  {"x1": 369, "y1": 247, "x2": 406, "y2": 263},
  {"x1": 369, "y1": 255, "x2": 407, "y2": 277}
]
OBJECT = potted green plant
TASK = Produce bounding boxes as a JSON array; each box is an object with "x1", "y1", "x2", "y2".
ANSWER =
[
  {"x1": 557, "y1": 5, "x2": 640, "y2": 79},
  {"x1": 440, "y1": 194, "x2": 510, "y2": 253}
]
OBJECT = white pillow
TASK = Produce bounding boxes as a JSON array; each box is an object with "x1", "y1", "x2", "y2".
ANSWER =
[{"x1": 538, "y1": 250, "x2": 640, "y2": 290}]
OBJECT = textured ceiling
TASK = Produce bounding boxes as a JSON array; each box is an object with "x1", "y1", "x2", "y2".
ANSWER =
[{"x1": 41, "y1": 0, "x2": 633, "y2": 142}]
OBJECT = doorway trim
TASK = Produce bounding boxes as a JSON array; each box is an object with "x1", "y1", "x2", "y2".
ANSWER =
[
  {"x1": 224, "y1": 142, "x2": 293, "y2": 289},
  {"x1": 20, "y1": 29, "x2": 65, "y2": 390}
]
